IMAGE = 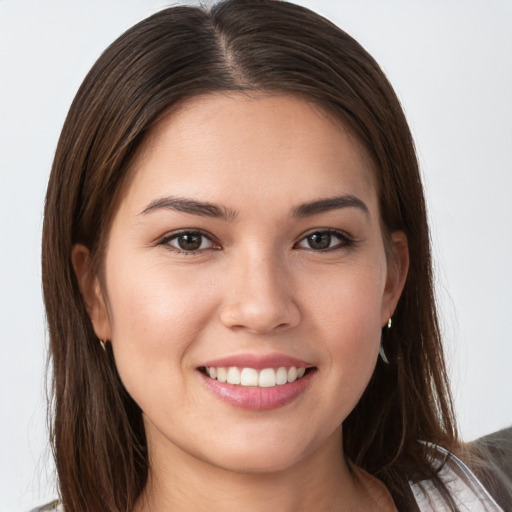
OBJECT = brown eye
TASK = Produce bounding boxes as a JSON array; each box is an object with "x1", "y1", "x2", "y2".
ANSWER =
[
  {"x1": 177, "y1": 233, "x2": 202, "y2": 251},
  {"x1": 163, "y1": 231, "x2": 216, "y2": 253},
  {"x1": 307, "y1": 232, "x2": 331, "y2": 250},
  {"x1": 296, "y1": 230, "x2": 352, "y2": 251}
]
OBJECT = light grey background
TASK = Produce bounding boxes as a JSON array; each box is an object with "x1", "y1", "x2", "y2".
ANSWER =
[{"x1": 1, "y1": 1, "x2": 511, "y2": 510}]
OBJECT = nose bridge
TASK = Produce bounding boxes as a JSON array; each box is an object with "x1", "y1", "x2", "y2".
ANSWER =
[{"x1": 219, "y1": 246, "x2": 300, "y2": 333}]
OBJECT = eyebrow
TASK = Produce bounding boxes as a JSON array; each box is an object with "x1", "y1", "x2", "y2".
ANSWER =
[
  {"x1": 140, "y1": 196, "x2": 238, "y2": 221},
  {"x1": 140, "y1": 194, "x2": 369, "y2": 220},
  {"x1": 292, "y1": 195, "x2": 369, "y2": 218}
]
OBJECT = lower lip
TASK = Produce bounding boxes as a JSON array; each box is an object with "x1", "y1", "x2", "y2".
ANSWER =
[{"x1": 199, "y1": 370, "x2": 314, "y2": 410}]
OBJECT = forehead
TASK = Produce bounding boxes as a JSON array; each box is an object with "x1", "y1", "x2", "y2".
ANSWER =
[{"x1": 122, "y1": 92, "x2": 377, "y2": 215}]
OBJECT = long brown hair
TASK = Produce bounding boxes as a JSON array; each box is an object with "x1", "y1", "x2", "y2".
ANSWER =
[{"x1": 42, "y1": 1, "x2": 457, "y2": 510}]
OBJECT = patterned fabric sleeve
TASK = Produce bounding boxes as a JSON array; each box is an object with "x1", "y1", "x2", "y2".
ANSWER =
[{"x1": 409, "y1": 444, "x2": 505, "y2": 511}]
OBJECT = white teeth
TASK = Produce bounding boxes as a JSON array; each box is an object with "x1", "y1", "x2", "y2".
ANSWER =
[
  {"x1": 287, "y1": 367, "x2": 297, "y2": 383},
  {"x1": 205, "y1": 365, "x2": 309, "y2": 388},
  {"x1": 276, "y1": 367, "x2": 288, "y2": 385},
  {"x1": 240, "y1": 368, "x2": 259, "y2": 386},
  {"x1": 259, "y1": 368, "x2": 277, "y2": 387},
  {"x1": 216, "y1": 367, "x2": 227, "y2": 383},
  {"x1": 227, "y1": 367, "x2": 241, "y2": 385}
]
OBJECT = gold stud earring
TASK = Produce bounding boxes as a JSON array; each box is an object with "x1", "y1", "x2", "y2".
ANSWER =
[{"x1": 99, "y1": 339, "x2": 106, "y2": 351}]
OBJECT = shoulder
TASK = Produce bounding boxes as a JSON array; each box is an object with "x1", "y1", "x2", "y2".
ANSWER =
[
  {"x1": 465, "y1": 426, "x2": 512, "y2": 510},
  {"x1": 469, "y1": 425, "x2": 512, "y2": 476},
  {"x1": 27, "y1": 501, "x2": 63, "y2": 512}
]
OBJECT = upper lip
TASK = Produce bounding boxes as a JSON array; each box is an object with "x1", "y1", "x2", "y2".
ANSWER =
[{"x1": 202, "y1": 353, "x2": 313, "y2": 370}]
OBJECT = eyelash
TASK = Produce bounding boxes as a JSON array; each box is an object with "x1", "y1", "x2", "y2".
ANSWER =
[
  {"x1": 157, "y1": 228, "x2": 355, "y2": 255},
  {"x1": 294, "y1": 229, "x2": 354, "y2": 252},
  {"x1": 157, "y1": 229, "x2": 220, "y2": 255}
]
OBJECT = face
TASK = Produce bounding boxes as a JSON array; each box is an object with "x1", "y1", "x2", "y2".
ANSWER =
[{"x1": 75, "y1": 93, "x2": 408, "y2": 475}]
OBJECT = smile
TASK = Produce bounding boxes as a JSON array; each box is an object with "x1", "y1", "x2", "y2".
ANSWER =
[
  {"x1": 198, "y1": 354, "x2": 316, "y2": 409},
  {"x1": 203, "y1": 366, "x2": 307, "y2": 388}
]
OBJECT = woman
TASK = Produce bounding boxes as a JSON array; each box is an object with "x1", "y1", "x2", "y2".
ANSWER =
[{"x1": 39, "y1": 0, "x2": 510, "y2": 510}]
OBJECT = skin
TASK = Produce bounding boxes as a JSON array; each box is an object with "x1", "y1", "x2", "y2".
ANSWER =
[{"x1": 73, "y1": 93, "x2": 408, "y2": 511}]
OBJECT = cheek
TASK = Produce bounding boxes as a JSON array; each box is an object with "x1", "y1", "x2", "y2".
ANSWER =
[
  {"x1": 302, "y1": 262, "x2": 385, "y2": 408},
  {"x1": 304, "y1": 261, "x2": 386, "y2": 339},
  {"x1": 103, "y1": 254, "x2": 218, "y2": 396},
  {"x1": 107, "y1": 252, "x2": 215, "y2": 331}
]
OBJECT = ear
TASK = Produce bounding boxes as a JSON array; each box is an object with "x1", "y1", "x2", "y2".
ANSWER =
[
  {"x1": 381, "y1": 231, "x2": 409, "y2": 326},
  {"x1": 71, "y1": 244, "x2": 112, "y2": 340}
]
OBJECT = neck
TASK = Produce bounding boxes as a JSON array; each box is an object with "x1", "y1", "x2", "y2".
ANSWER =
[{"x1": 134, "y1": 425, "x2": 395, "y2": 512}]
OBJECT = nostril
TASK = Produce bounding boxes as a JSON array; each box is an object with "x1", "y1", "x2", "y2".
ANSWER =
[{"x1": 219, "y1": 300, "x2": 301, "y2": 334}]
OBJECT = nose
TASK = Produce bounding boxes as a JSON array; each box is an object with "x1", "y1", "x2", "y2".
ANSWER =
[{"x1": 219, "y1": 253, "x2": 301, "y2": 334}]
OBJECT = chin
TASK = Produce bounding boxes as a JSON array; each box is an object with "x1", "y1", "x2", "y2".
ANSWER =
[
  {"x1": 207, "y1": 446, "x2": 307, "y2": 475},
  {"x1": 197, "y1": 424, "x2": 339, "y2": 476}
]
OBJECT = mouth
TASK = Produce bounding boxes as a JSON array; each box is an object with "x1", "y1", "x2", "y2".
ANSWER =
[
  {"x1": 199, "y1": 365, "x2": 313, "y2": 388},
  {"x1": 197, "y1": 362, "x2": 316, "y2": 410}
]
